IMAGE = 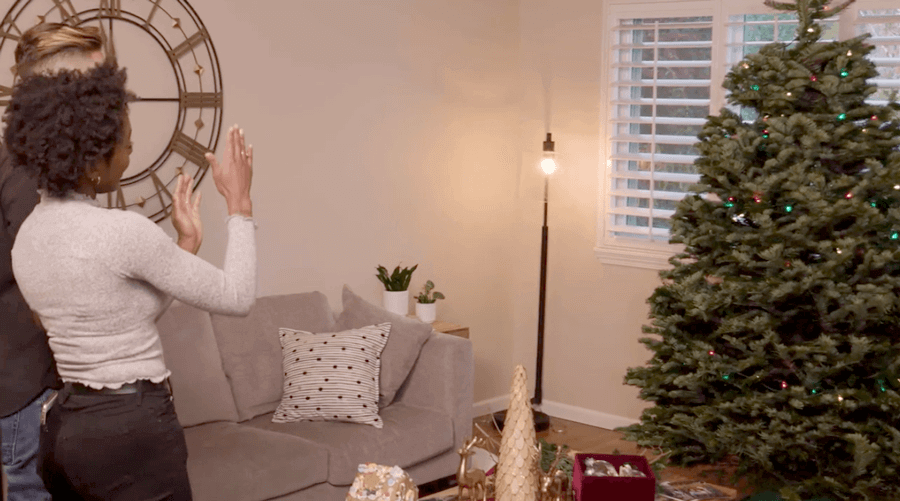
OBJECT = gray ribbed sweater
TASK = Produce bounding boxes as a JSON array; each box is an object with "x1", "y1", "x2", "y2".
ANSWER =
[{"x1": 11, "y1": 191, "x2": 257, "y2": 389}]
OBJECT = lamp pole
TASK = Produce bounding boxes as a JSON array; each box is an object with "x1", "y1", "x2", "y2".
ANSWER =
[
  {"x1": 533, "y1": 164, "x2": 549, "y2": 406},
  {"x1": 492, "y1": 133, "x2": 555, "y2": 434},
  {"x1": 531, "y1": 133, "x2": 554, "y2": 432}
]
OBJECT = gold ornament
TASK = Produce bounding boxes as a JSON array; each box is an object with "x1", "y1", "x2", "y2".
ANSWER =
[
  {"x1": 456, "y1": 436, "x2": 488, "y2": 501},
  {"x1": 539, "y1": 447, "x2": 569, "y2": 501}
]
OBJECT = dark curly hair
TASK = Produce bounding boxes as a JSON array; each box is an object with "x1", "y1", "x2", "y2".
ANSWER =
[{"x1": 3, "y1": 63, "x2": 134, "y2": 197}]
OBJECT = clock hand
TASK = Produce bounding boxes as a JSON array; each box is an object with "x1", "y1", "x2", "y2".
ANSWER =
[
  {"x1": 108, "y1": 16, "x2": 116, "y2": 62},
  {"x1": 97, "y1": 1, "x2": 118, "y2": 63}
]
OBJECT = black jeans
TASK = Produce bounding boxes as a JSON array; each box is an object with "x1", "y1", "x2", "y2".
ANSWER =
[{"x1": 42, "y1": 383, "x2": 192, "y2": 501}]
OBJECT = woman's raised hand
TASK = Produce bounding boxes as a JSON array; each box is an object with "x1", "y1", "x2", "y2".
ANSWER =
[
  {"x1": 205, "y1": 125, "x2": 253, "y2": 217},
  {"x1": 171, "y1": 173, "x2": 202, "y2": 254}
]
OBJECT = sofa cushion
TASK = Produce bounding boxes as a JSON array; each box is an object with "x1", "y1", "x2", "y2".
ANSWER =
[
  {"x1": 156, "y1": 300, "x2": 239, "y2": 426},
  {"x1": 273, "y1": 323, "x2": 390, "y2": 428},
  {"x1": 246, "y1": 403, "x2": 454, "y2": 486},
  {"x1": 183, "y1": 422, "x2": 329, "y2": 501},
  {"x1": 212, "y1": 292, "x2": 337, "y2": 422},
  {"x1": 335, "y1": 286, "x2": 432, "y2": 407}
]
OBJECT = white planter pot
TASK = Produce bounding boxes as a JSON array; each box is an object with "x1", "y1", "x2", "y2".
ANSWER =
[
  {"x1": 382, "y1": 290, "x2": 409, "y2": 316},
  {"x1": 415, "y1": 302, "x2": 437, "y2": 323}
]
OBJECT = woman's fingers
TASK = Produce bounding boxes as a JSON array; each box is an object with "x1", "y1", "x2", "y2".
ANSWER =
[
  {"x1": 230, "y1": 125, "x2": 240, "y2": 166},
  {"x1": 183, "y1": 175, "x2": 193, "y2": 205},
  {"x1": 206, "y1": 152, "x2": 220, "y2": 174}
]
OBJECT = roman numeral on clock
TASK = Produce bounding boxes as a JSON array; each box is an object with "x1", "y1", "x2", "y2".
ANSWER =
[
  {"x1": 107, "y1": 186, "x2": 126, "y2": 210},
  {"x1": 169, "y1": 29, "x2": 210, "y2": 60},
  {"x1": 0, "y1": 21, "x2": 20, "y2": 42},
  {"x1": 149, "y1": 171, "x2": 173, "y2": 214},
  {"x1": 52, "y1": 0, "x2": 81, "y2": 24},
  {"x1": 99, "y1": 0, "x2": 122, "y2": 18},
  {"x1": 145, "y1": 0, "x2": 163, "y2": 27},
  {"x1": 0, "y1": 84, "x2": 12, "y2": 106},
  {"x1": 181, "y1": 92, "x2": 223, "y2": 108},
  {"x1": 169, "y1": 132, "x2": 211, "y2": 167}
]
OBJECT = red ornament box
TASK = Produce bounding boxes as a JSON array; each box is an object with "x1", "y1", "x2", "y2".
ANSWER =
[{"x1": 573, "y1": 453, "x2": 656, "y2": 501}]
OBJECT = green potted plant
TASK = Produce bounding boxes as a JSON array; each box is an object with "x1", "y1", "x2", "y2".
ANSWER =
[
  {"x1": 414, "y1": 280, "x2": 444, "y2": 323},
  {"x1": 375, "y1": 264, "x2": 417, "y2": 315}
]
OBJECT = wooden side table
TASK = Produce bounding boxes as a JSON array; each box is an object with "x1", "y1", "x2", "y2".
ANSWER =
[
  {"x1": 407, "y1": 315, "x2": 469, "y2": 338},
  {"x1": 431, "y1": 320, "x2": 469, "y2": 339}
]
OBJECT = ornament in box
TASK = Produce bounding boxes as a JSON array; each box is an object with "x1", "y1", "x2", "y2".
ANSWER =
[{"x1": 346, "y1": 463, "x2": 418, "y2": 501}]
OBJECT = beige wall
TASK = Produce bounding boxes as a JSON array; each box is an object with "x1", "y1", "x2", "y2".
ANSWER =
[
  {"x1": 147, "y1": 0, "x2": 523, "y2": 406},
  {"x1": 508, "y1": 0, "x2": 663, "y2": 427},
  {"x1": 148, "y1": 0, "x2": 663, "y2": 427}
]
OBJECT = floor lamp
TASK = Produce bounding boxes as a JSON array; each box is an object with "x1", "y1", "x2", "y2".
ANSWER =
[{"x1": 493, "y1": 133, "x2": 556, "y2": 434}]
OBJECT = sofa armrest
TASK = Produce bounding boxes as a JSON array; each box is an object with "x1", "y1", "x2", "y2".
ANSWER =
[{"x1": 394, "y1": 332, "x2": 474, "y2": 450}]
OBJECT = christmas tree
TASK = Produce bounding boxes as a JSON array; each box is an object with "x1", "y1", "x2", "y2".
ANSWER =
[{"x1": 618, "y1": 0, "x2": 900, "y2": 499}]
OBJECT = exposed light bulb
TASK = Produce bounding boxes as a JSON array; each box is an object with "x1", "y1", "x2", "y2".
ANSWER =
[
  {"x1": 541, "y1": 157, "x2": 557, "y2": 175},
  {"x1": 541, "y1": 133, "x2": 557, "y2": 175}
]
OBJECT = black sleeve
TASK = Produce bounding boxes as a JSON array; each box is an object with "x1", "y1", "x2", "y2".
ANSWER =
[
  {"x1": 0, "y1": 148, "x2": 40, "y2": 239},
  {"x1": 0, "y1": 147, "x2": 40, "y2": 287}
]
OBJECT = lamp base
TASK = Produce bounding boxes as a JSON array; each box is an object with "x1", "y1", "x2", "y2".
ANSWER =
[{"x1": 490, "y1": 409, "x2": 551, "y2": 433}]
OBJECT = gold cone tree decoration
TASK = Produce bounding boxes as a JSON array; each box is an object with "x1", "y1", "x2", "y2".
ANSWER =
[{"x1": 495, "y1": 365, "x2": 539, "y2": 501}]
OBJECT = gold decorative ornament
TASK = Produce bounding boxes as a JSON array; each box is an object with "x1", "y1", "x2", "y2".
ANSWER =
[
  {"x1": 456, "y1": 435, "x2": 488, "y2": 501},
  {"x1": 539, "y1": 447, "x2": 569, "y2": 501},
  {"x1": 0, "y1": 0, "x2": 224, "y2": 223}
]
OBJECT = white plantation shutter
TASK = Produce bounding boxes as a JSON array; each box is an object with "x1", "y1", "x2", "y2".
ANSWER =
[
  {"x1": 607, "y1": 16, "x2": 713, "y2": 242},
  {"x1": 853, "y1": 9, "x2": 900, "y2": 105},
  {"x1": 598, "y1": 1, "x2": 900, "y2": 269}
]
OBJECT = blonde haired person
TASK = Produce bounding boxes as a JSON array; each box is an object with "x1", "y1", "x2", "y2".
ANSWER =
[{"x1": 0, "y1": 22, "x2": 103, "y2": 501}]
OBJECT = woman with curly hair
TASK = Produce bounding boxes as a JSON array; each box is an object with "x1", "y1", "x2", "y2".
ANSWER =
[{"x1": 6, "y1": 61, "x2": 255, "y2": 500}]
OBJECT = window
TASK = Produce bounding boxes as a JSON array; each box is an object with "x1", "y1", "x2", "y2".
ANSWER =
[{"x1": 596, "y1": 0, "x2": 900, "y2": 269}]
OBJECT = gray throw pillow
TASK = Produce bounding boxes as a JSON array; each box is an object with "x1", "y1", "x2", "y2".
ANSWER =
[{"x1": 334, "y1": 285, "x2": 433, "y2": 406}]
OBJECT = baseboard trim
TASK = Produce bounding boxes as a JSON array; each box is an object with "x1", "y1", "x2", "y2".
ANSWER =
[{"x1": 473, "y1": 398, "x2": 638, "y2": 431}]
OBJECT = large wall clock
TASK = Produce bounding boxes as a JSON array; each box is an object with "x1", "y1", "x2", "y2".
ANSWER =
[{"x1": 0, "y1": 0, "x2": 223, "y2": 223}]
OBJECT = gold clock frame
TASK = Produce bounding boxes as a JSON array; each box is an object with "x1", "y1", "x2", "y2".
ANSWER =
[{"x1": 0, "y1": 0, "x2": 223, "y2": 223}]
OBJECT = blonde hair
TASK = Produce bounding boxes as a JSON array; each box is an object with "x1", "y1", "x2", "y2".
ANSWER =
[{"x1": 15, "y1": 23, "x2": 103, "y2": 77}]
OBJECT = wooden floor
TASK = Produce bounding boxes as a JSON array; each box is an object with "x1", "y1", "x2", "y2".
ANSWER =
[{"x1": 469, "y1": 413, "x2": 752, "y2": 498}]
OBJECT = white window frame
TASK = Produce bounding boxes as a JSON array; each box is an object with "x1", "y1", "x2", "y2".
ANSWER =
[{"x1": 595, "y1": 0, "x2": 900, "y2": 270}]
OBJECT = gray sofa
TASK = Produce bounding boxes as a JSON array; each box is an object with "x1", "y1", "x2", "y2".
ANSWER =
[{"x1": 154, "y1": 289, "x2": 474, "y2": 501}]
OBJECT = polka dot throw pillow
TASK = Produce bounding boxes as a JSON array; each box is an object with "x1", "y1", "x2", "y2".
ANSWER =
[{"x1": 273, "y1": 323, "x2": 391, "y2": 428}]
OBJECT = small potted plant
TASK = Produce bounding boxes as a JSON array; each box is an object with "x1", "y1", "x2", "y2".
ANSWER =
[
  {"x1": 376, "y1": 264, "x2": 417, "y2": 316},
  {"x1": 414, "y1": 280, "x2": 444, "y2": 323}
]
